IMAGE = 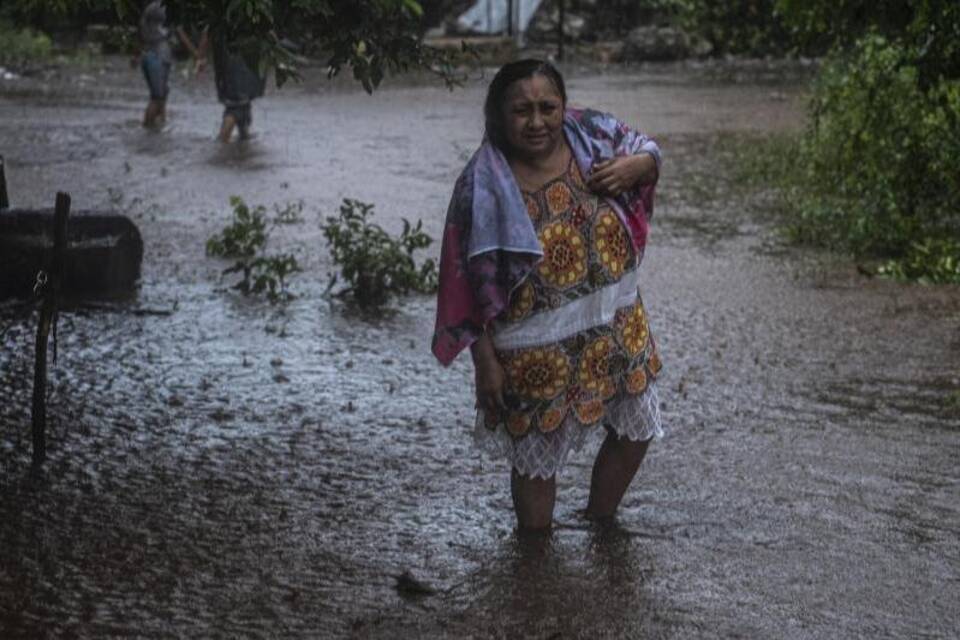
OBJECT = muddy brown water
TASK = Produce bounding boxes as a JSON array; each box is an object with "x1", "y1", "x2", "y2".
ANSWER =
[{"x1": 2, "y1": 58, "x2": 959, "y2": 638}]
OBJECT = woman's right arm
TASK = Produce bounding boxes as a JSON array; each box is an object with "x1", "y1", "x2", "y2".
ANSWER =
[{"x1": 471, "y1": 332, "x2": 507, "y2": 414}]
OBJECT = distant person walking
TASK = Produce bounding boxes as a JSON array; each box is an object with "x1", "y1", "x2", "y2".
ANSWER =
[
  {"x1": 138, "y1": 0, "x2": 203, "y2": 128},
  {"x1": 138, "y1": 0, "x2": 172, "y2": 127},
  {"x1": 194, "y1": 29, "x2": 267, "y2": 142}
]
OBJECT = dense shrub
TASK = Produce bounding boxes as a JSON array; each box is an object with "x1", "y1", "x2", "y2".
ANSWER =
[
  {"x1": 0, "y1": 20, "x2": 52, "y2": 68},
  {"x1": 780, "y1": 34, "x2": 959, "y2": 282},
  {"x1": 321, "y1": 199, "x2": 437, "y2": 307}
]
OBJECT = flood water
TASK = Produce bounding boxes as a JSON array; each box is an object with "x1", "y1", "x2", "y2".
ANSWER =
[{"x1": 1, "y1": 58, "x2": 959, "y2": 638}]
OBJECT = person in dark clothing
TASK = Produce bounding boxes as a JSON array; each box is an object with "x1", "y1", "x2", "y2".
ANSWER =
[{"x1": 196, "y1": 30, "x2": 266, "y2": 142}]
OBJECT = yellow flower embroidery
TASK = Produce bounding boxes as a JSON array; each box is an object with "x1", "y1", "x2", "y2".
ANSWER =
[
  {"x1": 507, "y1": 281, "x2": 535, "y2": 322},
  {"x1": 540, "y1": 407, "x2": 566, "y2": 433},
  {"x1": 506, "y1": 347, "x2": 571, "y2": 401},
  {"x1": 538, "y1": 222, "x2": 587, "y2": 289},
  {"x1": 593, "y1": 211, "x2": 631, "y2": 279},
  {"x1": 507, "y1": 412, "x2": 532, "y2": 437},
  {"x1": 574, "y1": 399, "x2": 604, "y2": 425},
  {"x1": 618, "y1": 302, "x2": 649, "y2": 356},
  {"x1": 546, "y1": 181, "x2": 572, "y2": 216},
  {"x1": 597, "y1": 378, "x2": 616, "y2": 401},
  {"x1": 626, "y1": 367, "x2": 648, "y2": 394},
  {"x1": 578, "y1": 336, "x2": 615, "y2": 395}
]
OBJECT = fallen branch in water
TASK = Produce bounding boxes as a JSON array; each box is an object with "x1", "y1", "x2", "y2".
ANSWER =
[{"x1": 69, "y1": 302, "x2": 177, "y2": 317}]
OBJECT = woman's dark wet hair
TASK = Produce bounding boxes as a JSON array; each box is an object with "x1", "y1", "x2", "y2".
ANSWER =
[{"x1": 484, "y1": 59, "x2": 567, "y2": 154}]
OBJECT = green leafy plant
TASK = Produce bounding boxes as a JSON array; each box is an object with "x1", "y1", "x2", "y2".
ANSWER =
[
  {"x1": 876, "y1": 238, "x2": 960, "y2": 284},
  {"x1": 321, "y1": 198, "x2": 438, "y2": 307},
  {"x1": 206, "y1": 196, "x2": 302, "y2": 302}
]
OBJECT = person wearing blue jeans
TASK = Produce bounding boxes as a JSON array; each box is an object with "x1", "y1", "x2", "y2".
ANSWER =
[{"x1": 138, "y1": 1, "x2": 202, "y2": 128}]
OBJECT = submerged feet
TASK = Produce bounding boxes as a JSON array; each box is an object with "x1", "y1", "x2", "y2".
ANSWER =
[
  {"x1": 510, "y1": 433, "x2": 650, "y2": 531},
  {"x1": 142, "y1": 99, "x2": 166, "y2": 129}
]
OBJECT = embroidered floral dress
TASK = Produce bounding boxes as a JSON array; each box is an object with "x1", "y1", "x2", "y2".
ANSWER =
[{"x1": 475, "y1": 156, "x2": 662, "y2": 478}]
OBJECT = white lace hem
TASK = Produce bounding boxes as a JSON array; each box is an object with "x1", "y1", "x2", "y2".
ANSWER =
[{"x1": 473, "y1": 381, "x2": 663, "y2": 480}]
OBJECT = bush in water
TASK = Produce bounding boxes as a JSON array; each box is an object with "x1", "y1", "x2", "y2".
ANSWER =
[
  {"x1": 321, "y1": 198, "x2": 438, "y2": 307},
  {"x1": 206, "y1": 196, "x2": 302, "y2": 302}
]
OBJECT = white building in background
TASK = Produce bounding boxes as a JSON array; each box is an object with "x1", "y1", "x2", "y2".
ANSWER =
[{"x1": 457, "y1": 0, "x2": 544, "y2": 38}]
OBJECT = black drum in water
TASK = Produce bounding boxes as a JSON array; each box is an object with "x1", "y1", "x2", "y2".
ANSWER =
[{"x1": 0, "y1": 209, "x2": 144, "y2": 299}]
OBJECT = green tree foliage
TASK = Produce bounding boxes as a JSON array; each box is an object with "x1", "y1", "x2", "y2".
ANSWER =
[
  {"x1": 681, "y1": 0, "x2": 792, "y2": 55},
  {"x1": 4, "y1": 0, "x2": 461, "y2": 91},
  {"x1": 777, "y1": 0, "x2": 960, "y2": 85}
]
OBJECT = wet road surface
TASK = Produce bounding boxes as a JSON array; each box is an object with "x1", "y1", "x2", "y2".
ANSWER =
[{"x1": 1, "y1": 59, "x2": 959, "y2": 638}]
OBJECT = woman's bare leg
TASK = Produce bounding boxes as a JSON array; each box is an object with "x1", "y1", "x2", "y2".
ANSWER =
[
  {"x1": 511, "y1": 469, "x2": 556, "y2": 531},
  {"x1": 585, "y1": 433, "x2": 650, "y2": 519}
]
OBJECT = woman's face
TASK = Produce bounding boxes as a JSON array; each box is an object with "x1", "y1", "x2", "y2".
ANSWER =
[{"x1": 501, "y1": 74, "x2": 565, "y2": 159}]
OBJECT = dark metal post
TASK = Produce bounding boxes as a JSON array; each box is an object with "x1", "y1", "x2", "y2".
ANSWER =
[
  {"x1": 507, "y1": 0, "x2": 514, "y2": 36},
  {"x1": 557, "y1": 0, "x2": 565, "y2": 61},
  {"x1": 31, "y1": 192, "x2": 70, "y2": 465},
  {"x1": 0, "y1": 155, "x2": 9, "y2": 210}
]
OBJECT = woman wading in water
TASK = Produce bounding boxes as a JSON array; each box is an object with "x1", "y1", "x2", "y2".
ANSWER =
[{"x1": 433, "y1": 60, "x2": 663, "y2": 531}]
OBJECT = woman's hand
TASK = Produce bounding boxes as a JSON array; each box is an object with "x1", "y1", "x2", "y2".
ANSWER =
[
  {"x1": 586, "y1": 153, "x2": 657, "y2": 197},
  {"x1": 471, "y1": 333, "x2": 507, "y2": 416}
]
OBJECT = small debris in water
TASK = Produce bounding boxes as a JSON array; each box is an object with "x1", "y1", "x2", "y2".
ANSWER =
[
  {"x1": 394, "y1": 570, "x2": 437, "y2": 596},
  {"x1": 209, "y1": 408, "x2": 233, "y2": 422}
]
